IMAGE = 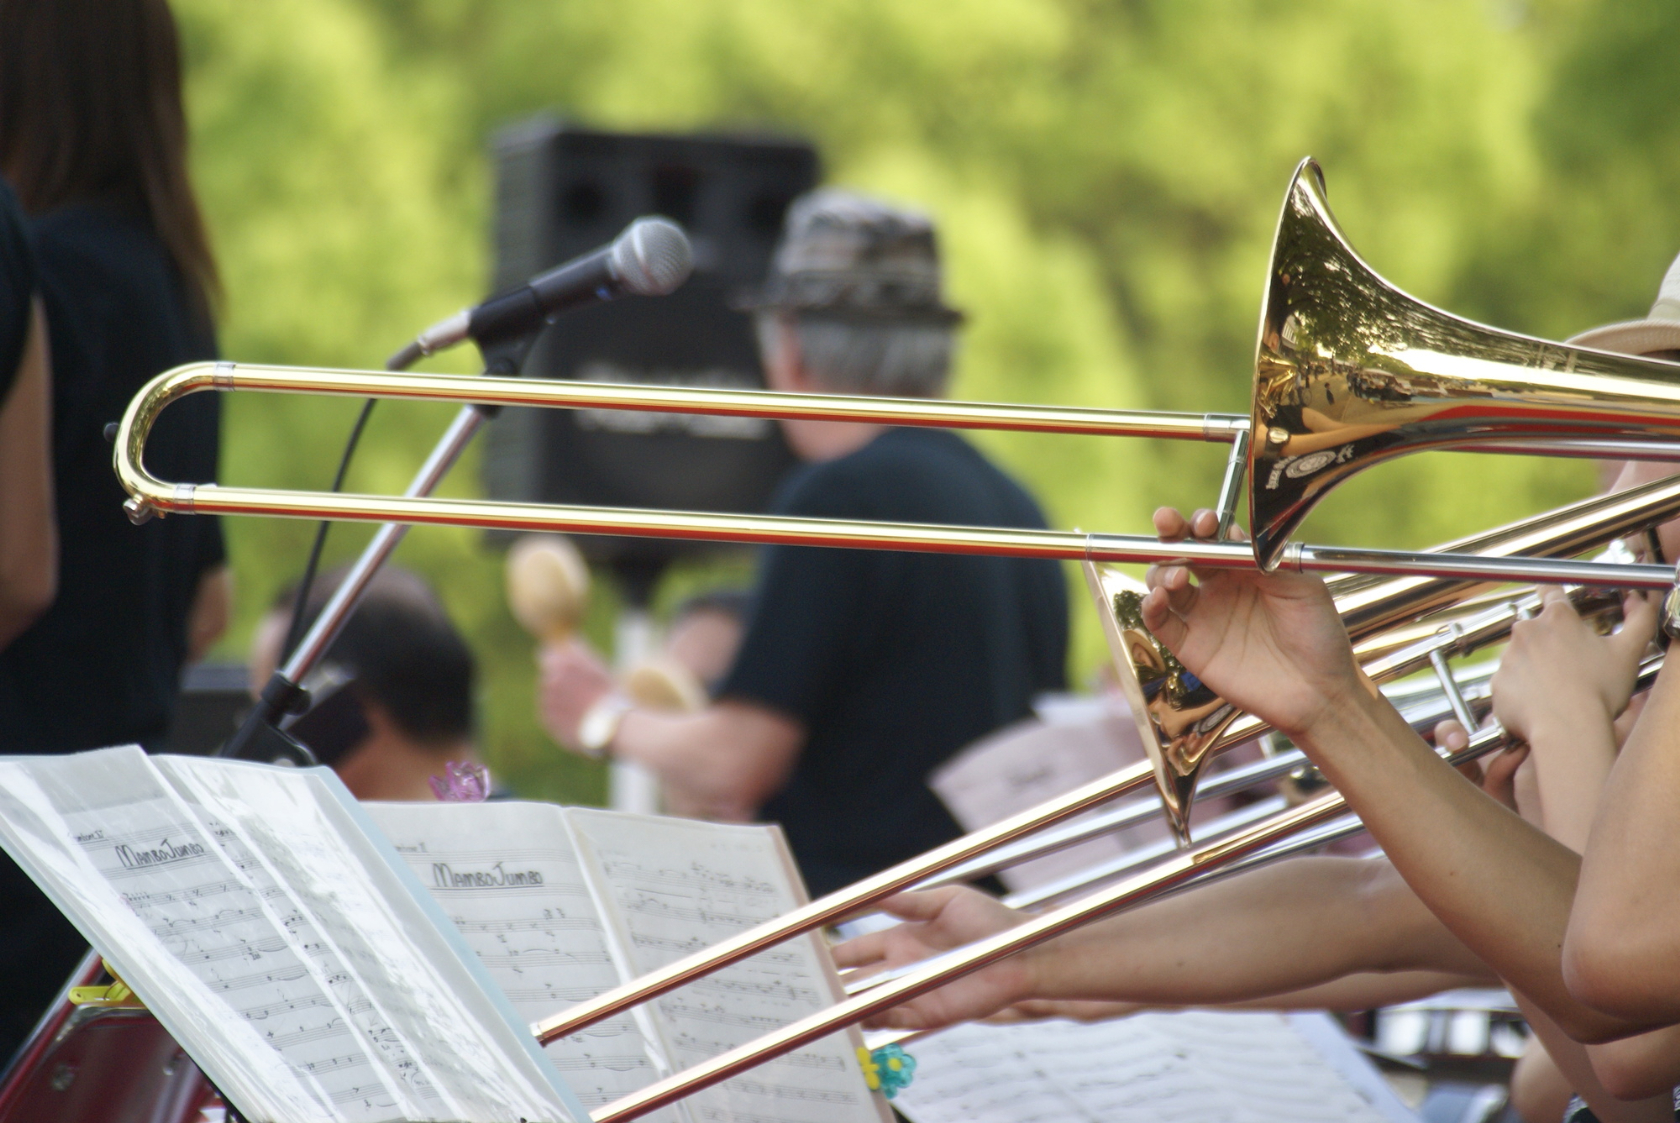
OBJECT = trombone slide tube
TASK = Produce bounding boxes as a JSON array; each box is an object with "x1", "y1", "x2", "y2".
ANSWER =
[
  {"x1": 118, "y1": 364, "x2": 1680, "y2": 592},
  {"x1": 588, "y1": 706, "x2": 1542, "y2": 1123},
  {"x1": 935, "y1": 652, "x2": 1503, "y2": 890}
]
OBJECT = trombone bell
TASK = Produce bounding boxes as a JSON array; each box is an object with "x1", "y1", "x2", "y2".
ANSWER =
[
  {"x1": 1249, "y1": 158, "x2": 1680, "y2": 568},
  {"x1": 1084, "y1": 563, "x2": 1238, "y2": 848}
]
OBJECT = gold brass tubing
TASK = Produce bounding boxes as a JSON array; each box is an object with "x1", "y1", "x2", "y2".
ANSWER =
[
  {"x1": 112, "y1": 361, "x2": 1680, "y2": 1062},
  {"x1": 120, "y1": 360, "x2": 1244, "y2": 445},
  {"x1": 532, "y1": 760, "x2": 1162, "y2": 1044},
  {"x1": 590, "y1": 792, "x2": 1352, "y2": 1123},
  {"x1": 592, "y1": 692, "x2": 1549, "y2": 1123}
]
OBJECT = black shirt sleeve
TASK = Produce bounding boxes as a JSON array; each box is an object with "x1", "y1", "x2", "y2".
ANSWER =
[
  {"x1": 717, "y1": 467, "x2": 875, "y2": 725},
  {"x1": 0, "y1": 182, "x2": 35, "y2": 404}
]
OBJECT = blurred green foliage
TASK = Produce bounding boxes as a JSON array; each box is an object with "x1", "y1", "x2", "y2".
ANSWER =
[{"x1": 173, "y1": 0, "x2": 1680, "y2": 802}]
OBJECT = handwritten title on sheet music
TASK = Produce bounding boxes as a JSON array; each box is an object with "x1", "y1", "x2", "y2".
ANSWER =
[
  {"x1": 431, "y1": 862, "x2": 545, "y2": 889},
  {"x1": 115, "y1": 837, "x2": 207, "y2": 869}
]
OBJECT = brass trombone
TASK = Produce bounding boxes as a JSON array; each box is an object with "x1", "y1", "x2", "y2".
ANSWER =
[{"x1": 112, "y1": 156, "x2": 1680, "y2": 1119}]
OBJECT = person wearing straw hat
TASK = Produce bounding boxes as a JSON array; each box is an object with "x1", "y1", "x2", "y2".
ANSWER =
[
  {"x1": 539, "y1": 189, "x2": 1068, "y2": 896},
  {"x1": 836, "y1": 252, "x2": 1680, "y2": 1121}
]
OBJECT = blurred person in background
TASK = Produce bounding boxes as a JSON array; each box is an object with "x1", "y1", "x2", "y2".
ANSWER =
[
  {"x1": 0, "y1": 0, "x2": 227, "y2": 1061},
  {"x1": 0, "y1": 179, "x2": 53, "y2": 652},
  {"x1": 661, "y1": 588, "x2": 750, "y2": 696},
  {"x1": 249, "y1": 566, "x2": 485, "y2": 802},
  {"x1": 540, "y1": 190, "x2": 1069, "y2": 896}
]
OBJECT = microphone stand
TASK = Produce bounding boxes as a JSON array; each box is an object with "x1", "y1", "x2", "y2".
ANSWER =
[{"x1": 218, "y1": 334, "x2": 537, "y2": 764}]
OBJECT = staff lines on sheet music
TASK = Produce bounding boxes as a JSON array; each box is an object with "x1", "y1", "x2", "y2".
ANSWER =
[
  {"x1": 188, "y1": 809, "x2": 448, "y2": 1115},
  {"x1": 695, "y1": 1109, "x2": 857, "y2": 1123},
  {"x1": 658, "y1": 997, "x2": 793, "y2": 1032},
  {"x1": 121, "y1": 880, "x2": 243, "y2": 909},
  {"x1": 669, "y1": 1032, "x2": 845, "y2": 1073},
  {"x1": 250, "y1": 835, "x2": 494, "y2": 1109},
  {"x1": 567, "y1": 816, "x2": 886, "y2": 1123},
  {"x1": 723, "y1": 1078, "x2": 860, "y2": 1105},
  {"x1": 85, "y1": 799, "x2": 396, "y2": 1118},
  {"x1": 149, "y1": 905, "x2": 268, "y2": 938},
  {"x1": 452, "y1": 914, "x2": 601, "y2": 933},
  {"x1": 598, "y1": 855, "x2": 779, "y2": 899},
  {"x1": 629, "y1": 931, "x2": 801, "y2": 965},
  {"x1": 476, "y1": 947, "x2": 615, "y2": 969},
  {"x1": 618, "y1": 890, "x2": 772, "y2": 930},
  {"x1": 676, "y1": 973, "x2": 820, "y2": 1005},
  {"x1": 545, "y1": 1053, "x2": 655, "y2": 1074},
  {"x1": 370, "y1": 807, "x2": 667, "y2": 1118}
]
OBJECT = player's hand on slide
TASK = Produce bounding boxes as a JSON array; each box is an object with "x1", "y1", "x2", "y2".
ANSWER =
[
  {"x1": 1492, "y1": 588, "x2": 1658, "y2": 747},
  {"x1": 832, "y1": 887, "x2": 1033, "y2": 1031},
  {"x1": 1436, "y1": 717, "x2": 1532, "y2": 814},
  {"x1": 1141, "y1": 507, "x2": 1362, "y2": 741}
]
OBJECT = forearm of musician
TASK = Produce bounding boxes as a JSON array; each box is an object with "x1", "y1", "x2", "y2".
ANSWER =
[
  {"x1": 611, "y1": 701, "x2": 803, "y2": 820},
  {"x1": 1568, "y1": 660, "x2": 1680, "y2": 1025},
  {"x1": 1297, "y1": 686, "x2": 1648, "y2": 1043},
  {"x1": 1524, "y1": 707, "x2": 1619, "y2": 854},
  {"x1": 1013, "y1": 970, "x2": 1493, "y2": 1021},
  {"x1": 1513, "y1": 992, "x2": 1678, "y2": 1122},
  {"x1": 0, "y1": 303, "x2": 56, "y2": 650},
  {"x1": 1023, "y1": 856, "x2": 1482, "y2": 1006}
]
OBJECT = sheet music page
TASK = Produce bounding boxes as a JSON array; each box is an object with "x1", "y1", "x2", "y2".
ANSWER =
[
  {"x1": 153, "y1": 754, "x2": 585, "y2": 1123},
  {"x1": 0, "y1": 747, "x2": 577, "y2": 1123},
  {"x1": 563, "y1": 808, "x2": 890, "y2": 1123},
  {"x1": 892, "y1": 1012, "x2": 1413, "y2": 1123},
  {"x1": 364, "y1": 801, "x2": 674, "y2": 1119},
  {"x1": 926, "y1": 702, "x2": 1149, "y2": 892}
]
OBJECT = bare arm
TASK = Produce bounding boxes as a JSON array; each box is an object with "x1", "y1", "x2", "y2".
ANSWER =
[
  {"x1": 991, "y1": 970, "x2": 1495, "y2": 1025},
  {"x1": 1483, "y1": 593, "x2": 1680, "y2": 1097},
  {"x1": 0, "y1": 302, "x2": 55, "y2": 649},
  {"x1": 1140, "y1": 508, "x2": 1652, "y2": 1043},
  {"x1": 1514, "y1": 994, "x2": 1676, "y2": 1122},
  {"x1": 539, "y1": 639, "x2": 803, "y2": 820},
  {"x1": 1569, "y1": 656, "x2": 1680, "y2": 1024},
  {"x1": 834, "y1": 855, "x2": 1489, "y2": 1031},
  {"x1": 610, "y1": 702, "x2": 802, "y2": 820}
]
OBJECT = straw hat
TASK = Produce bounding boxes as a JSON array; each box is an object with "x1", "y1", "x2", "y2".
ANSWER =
[{"x1": 1567, "y1": 251, "x2": 1680, "y2": 355}]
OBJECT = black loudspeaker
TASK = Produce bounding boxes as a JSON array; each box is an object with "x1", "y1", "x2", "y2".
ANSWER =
[{"x1": 482, "y1": 121, "x2": 820, "y2": 574}]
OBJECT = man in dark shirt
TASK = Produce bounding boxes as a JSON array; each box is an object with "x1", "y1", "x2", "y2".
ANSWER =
[{"x1": 539, "y1": 191, "x2": 1068, "y2": 895}]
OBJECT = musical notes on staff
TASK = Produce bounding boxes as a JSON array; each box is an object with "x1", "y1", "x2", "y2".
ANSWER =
[
  {"x1": 0, "y1": 747, "x2": 581, "y2": 1123},
  {"x1": 367, "y1": 800, "x2": 673, "y2": 1120},
  {"x1": 890, "y1": 1012, "x2": 1418, "y2": 1123},
  {"x1": 566, "y1": 808, "x2": 890, "y2": 1123}
]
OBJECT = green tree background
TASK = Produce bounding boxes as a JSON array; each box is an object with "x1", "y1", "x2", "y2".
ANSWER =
[{"x1": 171, "y1": 0, "x2": 1680, "y2": 802}]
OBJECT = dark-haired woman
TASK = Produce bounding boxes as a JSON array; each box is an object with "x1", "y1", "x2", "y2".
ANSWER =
[{"x1": 0, "y1": 0, "x2": 228, "y2": 1059}]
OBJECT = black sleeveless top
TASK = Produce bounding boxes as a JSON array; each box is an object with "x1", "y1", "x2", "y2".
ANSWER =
[{"x1": 0, "y1": 199, "x2": 223, "y2": 752}]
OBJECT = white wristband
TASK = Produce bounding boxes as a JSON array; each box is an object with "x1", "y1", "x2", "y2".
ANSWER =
[{"x1": 576, "y1": 694, "x2": 632, "y2": 759}]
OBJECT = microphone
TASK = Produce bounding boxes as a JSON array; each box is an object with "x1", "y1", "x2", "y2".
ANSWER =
[{"x1": 391, "y1": 217, "x2": 693, "y2": 368}]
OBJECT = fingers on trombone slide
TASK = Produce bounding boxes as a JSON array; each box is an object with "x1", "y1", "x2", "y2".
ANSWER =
[{"x1": 1144, "y1": 506, "x2": 1237, "y2": 630}]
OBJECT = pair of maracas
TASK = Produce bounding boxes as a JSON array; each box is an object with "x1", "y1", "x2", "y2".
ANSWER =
[{"x1": 504, "y1": 536, "x2": 706, "y2": 715}]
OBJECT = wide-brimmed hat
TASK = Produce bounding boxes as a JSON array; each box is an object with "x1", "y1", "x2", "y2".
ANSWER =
[
  {"x1": 737, "y1": 188, "x2": 964, "y2": 325},
  {"x1": 1567, "y1": 251, "x2": 1680, "y2": 355}
]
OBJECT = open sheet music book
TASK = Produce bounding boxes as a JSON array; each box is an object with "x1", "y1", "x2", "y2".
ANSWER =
[
  {"x1": 0, "y1": 748, "x2": 888, "y2": 1123},
  {"x1": 890, "y1": 1011, "x2": 1420, "y2": 1123},
  {"x1": 366, "y1": 801, "x2": 890, "y2": 1123}
]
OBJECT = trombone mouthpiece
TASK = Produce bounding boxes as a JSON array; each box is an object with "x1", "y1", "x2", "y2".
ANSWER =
[{"x1": 609, "y1": 217, "x2": 694, "y2": 296}]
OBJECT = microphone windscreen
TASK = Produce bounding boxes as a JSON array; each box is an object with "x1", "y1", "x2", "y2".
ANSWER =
[{"x1": 610, "y1": 217, "x2": 694, "y2": 296}]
